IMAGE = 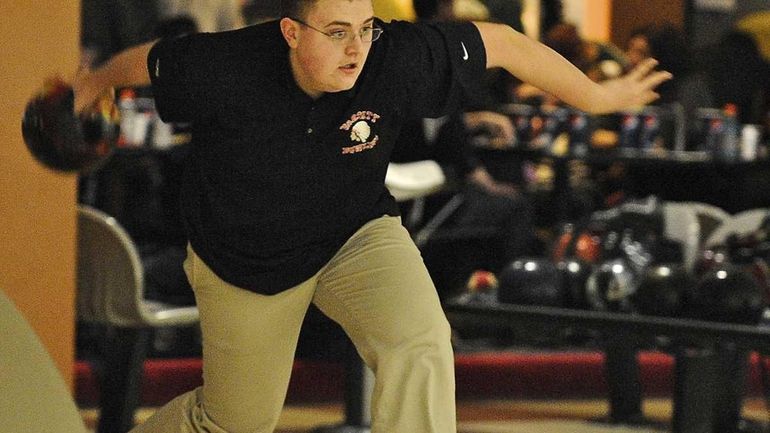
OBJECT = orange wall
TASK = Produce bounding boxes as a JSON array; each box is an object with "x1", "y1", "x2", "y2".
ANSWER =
[
  {"x1": 580, "y1": 0, "x2": 685, "y2": 47},
  {"x1": 583, "y1": 0, "x2": 612, "y2": 42},
  {"x1": 609, "y1": 0, "x2": 685, "y2": 49},
  {"x1": 0, "y1": 3, "x2": 79, "y2": 387}
]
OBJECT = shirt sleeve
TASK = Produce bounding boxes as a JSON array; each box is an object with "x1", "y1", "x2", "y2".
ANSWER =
[
  {"x1": 147, "y1": 33, "x2": 220, "y2": 123},
  {"x1": 384, "y1": 20, "x2": 487, "y2": 119}
]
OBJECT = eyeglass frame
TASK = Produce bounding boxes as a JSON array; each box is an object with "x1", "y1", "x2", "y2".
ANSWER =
[{"x1": 289, "y1": 17, "x2": 383, "y2": 43}]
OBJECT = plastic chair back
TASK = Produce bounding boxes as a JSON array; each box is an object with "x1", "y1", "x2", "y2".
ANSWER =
[
  {"x1": 385, "y1": 160, "x2": 446, "y2": 202},
  {"x1": 77, "y1": 205, "x2": 198, "y2": 328},
  {"x1": 662, "y1": 202, "x2": 701, "y2": 273},
  {"x1": 705, "y1": 208, "x2": 769, "y2": 248},
  {"x1": 682, "y1": 202, "x2": 730, "y2": 246}
]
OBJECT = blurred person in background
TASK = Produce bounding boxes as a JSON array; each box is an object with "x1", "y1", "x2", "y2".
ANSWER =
[
  {"x1": 626, "y1": 25, "x2": 768, "y2": 127},
  {"x1": 80, "y1": 0, "x2": 161, "y2": 68},
  {"x1": 625, "y1": 24, "x2": 704, "y2": 108},
  {"x1": 242, "y1": 0, "x2": 281, "y2": 24},
  {"x1": 392, "y1": 0, "x2": 535, "y2": 296},
  {"x1": 157, "y1": 0, "x2": 245, "y2": 32},
  {"x1": 701, "y1": 30, "x2": 769, "y2": 126}
]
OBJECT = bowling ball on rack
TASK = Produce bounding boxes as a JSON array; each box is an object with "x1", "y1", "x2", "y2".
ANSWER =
[
  {"x1": 631, "y1": 263, "x2": 693, "y2": 317},
  {"x1": 753, "y1": 241, "x2": 770, "y2": 262},
  {"x1": 21, "y1": 76, "x2": 118, "y2": 173},
  {"x1": 452, "y1": 270, "x2": 499, "y2": 306},
  {"x1": 686, "y1": 264, "x2": 767, "y2": 325},
  {"x1": 557, "y1": 259, "x2": 593, "y2": 309},
  {"x1": 746, "y1": 258, "x2": 770, "y2": 303},
  {"x1": 694, "y1": 247, "x2": 729, "y2": 277},
  {"x1": 552, "y1": 225, "x2": 602, "y2": 264},
  {"x1": 585, "y1": 258, "x2": 638, "y2": 313},
  {"x1": 498, "y1": 258, "x2": 565, "y2": 307}
]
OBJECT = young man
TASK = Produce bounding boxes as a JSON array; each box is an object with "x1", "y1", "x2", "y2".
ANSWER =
[{"x1": 73, "y1": 0, "x2": 670, "y2": 431}]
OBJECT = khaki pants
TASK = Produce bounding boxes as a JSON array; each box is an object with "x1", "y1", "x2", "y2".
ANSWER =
[{"x1": 130, "y1": 216, "x2": 456, "y2": 433}]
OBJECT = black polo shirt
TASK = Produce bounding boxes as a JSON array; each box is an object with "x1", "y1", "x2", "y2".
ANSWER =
[{"x1": 147, "y1": 18, "x2": 487, "y2": 295}]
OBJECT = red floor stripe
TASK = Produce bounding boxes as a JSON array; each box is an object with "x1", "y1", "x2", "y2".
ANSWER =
[{"x1": 75, "y1": 351, "x2": 770, "y2": 407}]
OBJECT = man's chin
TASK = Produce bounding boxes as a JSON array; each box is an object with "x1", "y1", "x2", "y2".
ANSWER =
[{"x1": 327, "y1": 81, "x2": 357, "y2": 93}]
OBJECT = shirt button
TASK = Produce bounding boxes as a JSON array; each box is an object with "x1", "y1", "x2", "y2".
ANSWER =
[{"x1": 307, "y1": 128, "x2": 313, "y2": 134}]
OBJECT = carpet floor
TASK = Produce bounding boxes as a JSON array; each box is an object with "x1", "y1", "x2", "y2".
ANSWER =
[{"x1": 79, "y1": 397, "x2": 770, "y2": 433}]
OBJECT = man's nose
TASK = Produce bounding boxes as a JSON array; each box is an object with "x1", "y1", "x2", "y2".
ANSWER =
[{"x1": 345, "y1": 31, "x2": 365, "y2": 52}]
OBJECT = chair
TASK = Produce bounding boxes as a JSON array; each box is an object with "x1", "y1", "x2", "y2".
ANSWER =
[
  {"x1": 661, "y1": 202, "x2": 704, "y2": 273},
  {"x1": 77, "y1": 205, "x2": 199, "y2": 433},
  {"x1": 659, "y1": 201, "x2": 735, "y2": 273},
  {"x1": 384, "y1": 160, "x2": 445, "y2": 203},
  {"x1": 705, "y1": 207, "x2": 769, "y2": 248},
  {"x1": 680, "y1": 201, "x2": 731, "y2": 247},
  {"x1": 385, "y1": 160, "x2": 450, "y2": 233},
  {"x1": 387, "y1": 161, "x2": 502, "y2": 291},
  {"x1": 0, "y1": 288, "x2": 89, "y2": 433}
]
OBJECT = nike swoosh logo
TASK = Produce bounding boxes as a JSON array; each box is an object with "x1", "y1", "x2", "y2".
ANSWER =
[{"x1": 461, "y1": 42, "x2": 469, "y2": 61}]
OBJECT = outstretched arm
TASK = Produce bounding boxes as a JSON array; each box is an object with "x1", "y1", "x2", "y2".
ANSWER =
[
  {"x1": 473, "y1": 22, "x2": 672, "y2": 114},
  {"x1": 72, "y1": 40, "x2": 156, "y2": 113}
]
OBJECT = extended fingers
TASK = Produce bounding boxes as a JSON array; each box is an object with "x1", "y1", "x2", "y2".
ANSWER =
[
  {"x1": 638, "y1": 90, "x2": 661, "y2": 106},
  {"x1": 628, "y1": 58, "x2": 673, "y2": 90},
  {"x1": 628, "y1": 57, "x2": 660, "y2": 81},
  {"x1": 72, "y1": 75, "x2": 101, "y2": 114},
  {"x1": 641, "y1": 70, "x2": 673, "y2": 91}
]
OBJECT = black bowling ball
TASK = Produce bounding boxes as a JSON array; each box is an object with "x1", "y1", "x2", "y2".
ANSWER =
[
  {"x1": 632, "y1": 264, "x2": 693, "y2": 317},
  {"x1": 498, "y1": 258, "x2": 564, "y2": 307},
  {"x1": 694, "y1": 248, "x2": 729, "y2": 277},
  {"x1": 21, "y1": 77, "x2": 118, "y2": 173},
  {"x1": 585, "y1": 259, "x2": 637, "y2": 312},
  {"x1": 753, "y1": 241, "x2": 770, "y2": 262},
  {"x1": 687, "y1": 264, "x2": 767, "y2": 324},
  {"x1": 557, "y1": 259, "x2": 592, "y2": 309}
]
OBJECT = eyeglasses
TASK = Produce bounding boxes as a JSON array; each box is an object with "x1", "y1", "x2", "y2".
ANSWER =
[{"x1": 290, "y1": 17, "x2": 383, "y2": 43}]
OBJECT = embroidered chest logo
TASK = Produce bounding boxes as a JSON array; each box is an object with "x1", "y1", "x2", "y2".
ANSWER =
[{"x1": 339, "y1": 111, "x2": 381, "y2": 154}]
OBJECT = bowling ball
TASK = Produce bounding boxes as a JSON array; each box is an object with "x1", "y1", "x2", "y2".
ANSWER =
[
  {"x1": 453, "y1": 270, "x2": 499, "y2": 306},
  {"x1": 466, "y1": 269, "x2": 499, "y2": 294},
  {"x1": 552, "y1": 229, "x2": 573, "y2": 262},
  {"x1": 686, "y1": 264, "x2": 767, "y2": 324},
  {"x1": 585, "y1": 259, "x2": 638, "y2": 312},
  {"x1": 632, "y1": 264, "x2": 693, "y2": 317},
  {"x1": 557, "y1": 259, "x2": 593, "y2": 309},
  {"x1": 575, "y1": 233, "x2": 602, "y2": 263},
  {"x1": 753, "y1": 241, "x2": 770, "y2": 262},
  {"x1": 553, "y1": 229, "x2": 602, "y2": 264},
  {"x1": 498, "y1": 258, "x2": 564, "y2": 307},
  {"x1": 694, "y1": 248, "x2": 729, "y2": 277},
  {"x1": 21, "y1": 76, "x2": 118, "y2": 173},
  {"x1": 745, "y1": 258, "x2": 770, "y2": 305}
]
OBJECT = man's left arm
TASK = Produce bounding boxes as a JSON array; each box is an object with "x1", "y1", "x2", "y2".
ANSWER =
[{"x1": 473, "y1": 22, "x2": 672, "y2": 114}]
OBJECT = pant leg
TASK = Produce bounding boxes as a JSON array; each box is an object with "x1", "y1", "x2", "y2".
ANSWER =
[
  {"x1": 312, "y1": 216, "x2": 456, "y2": 433},
  {"x1": 131, "y1": 245, "x2": 317, "y2": 433}
]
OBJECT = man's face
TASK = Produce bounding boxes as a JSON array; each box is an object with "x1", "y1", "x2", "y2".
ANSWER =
[{"x1": 283, "y1": 0, "x2": 375, "y2": 98}]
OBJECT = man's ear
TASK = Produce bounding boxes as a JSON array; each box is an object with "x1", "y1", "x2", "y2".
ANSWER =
[{"x1": 280, "y1": 17, "x2": 300, "y2": 48}]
